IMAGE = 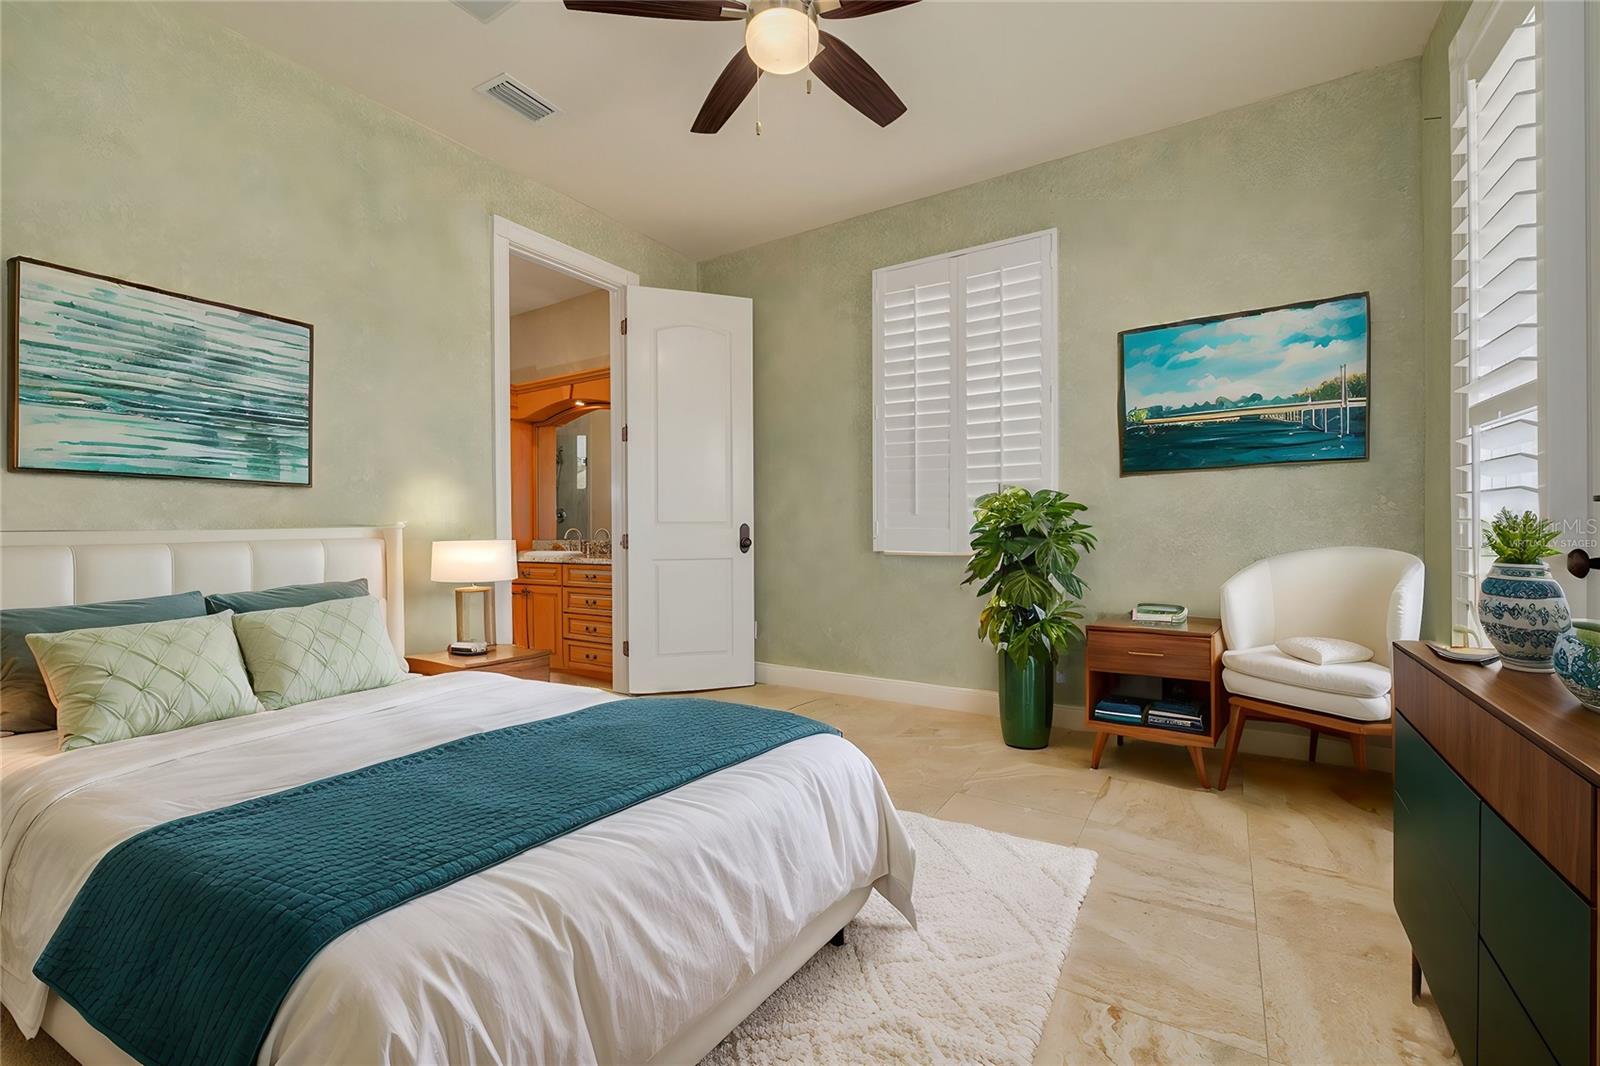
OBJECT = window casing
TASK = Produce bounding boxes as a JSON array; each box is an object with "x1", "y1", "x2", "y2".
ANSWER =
[{"x1": 872, "y1": 231, "x2": 1059, "y2": 555}]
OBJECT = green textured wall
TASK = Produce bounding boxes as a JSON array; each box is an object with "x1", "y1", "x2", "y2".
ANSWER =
[
  {"x1": 699, "y1": 62, "x2": 1426, "y2": 696},
  {"x1": 1420, "y1": 1, "x2": 1473, "y2": 643},
  {"x1": 0, "y1": 3, "x2": 695, "y2": 651}
]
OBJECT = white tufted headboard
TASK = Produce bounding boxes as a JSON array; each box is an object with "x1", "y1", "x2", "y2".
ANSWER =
[{"x1": 0, "y1": 525, "x2": 406, "y2": 654}]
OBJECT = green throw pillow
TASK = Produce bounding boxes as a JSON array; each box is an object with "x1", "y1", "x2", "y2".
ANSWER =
[
  {"x1": 26, "y1": 612, "x2": 261, "y2": 751},
  {"x1": 204, "y1": 578, "x2": 369, "y2": 616},
  {"x1": 2, "y1": 591, "x2": 208, "y2": 734},
  {"x1": 231, "y1": 595, "x2": 406, "y2": 710}
]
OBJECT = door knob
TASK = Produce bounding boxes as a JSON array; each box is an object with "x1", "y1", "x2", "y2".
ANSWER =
[
  {"x1": 1571, "y1": 549, "x2": 1596, "y2": 580},
  {"x1": 739, "y1": 523, "x2": 752, "y2": 553}
]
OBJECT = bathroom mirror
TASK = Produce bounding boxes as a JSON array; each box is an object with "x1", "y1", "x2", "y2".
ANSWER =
[{"x1": 551, "y1": 409, "x2": 612, "y2": 540}]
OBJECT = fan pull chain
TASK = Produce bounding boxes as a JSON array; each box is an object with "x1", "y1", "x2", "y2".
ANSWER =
[{"x1": 755, "y1": 76, "x2": 763, "y2": 136}]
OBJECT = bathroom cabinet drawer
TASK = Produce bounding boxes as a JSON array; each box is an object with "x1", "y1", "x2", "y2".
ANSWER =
[
  {"x1": 565, "y1": 589, "x2": 611, "y2": 615},
  {"x1": 565, "y1": 640, "x2": 612, "y2": 670},
  {"x1": 565, "y1": 614, "x2": 611, "y2": 642},
  {"x1": 518, "y1": 564, "x2": 561, "y2": 585},
  {"x1": 563, "y1": 566, "x2": 611, "y2": 589},
  {"x1": 1480, "y1": 805, "x2": 1592, "y2": 1066}
]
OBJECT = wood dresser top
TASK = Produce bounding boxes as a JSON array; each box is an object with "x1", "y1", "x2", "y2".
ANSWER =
[
  {"x1": 1396, "y1": 640, "x2": 1600, "y2": 784},
  {"x1": 1088, "y1": 616, "x2": 1222, "y2": 638}
]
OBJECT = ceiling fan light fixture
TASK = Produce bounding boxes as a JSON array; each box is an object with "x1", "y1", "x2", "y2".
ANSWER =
[{"x1": 744, "y1": 1, "x2": 820, "y2": 76}]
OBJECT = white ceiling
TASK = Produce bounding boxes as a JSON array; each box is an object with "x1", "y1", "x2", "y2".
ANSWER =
[
  {"x1": 205, "y1": 0, "x2": 1440, "y2": 261},
  {"x1": 510, "y1": 254, "x2": 599, "y2": 314}
]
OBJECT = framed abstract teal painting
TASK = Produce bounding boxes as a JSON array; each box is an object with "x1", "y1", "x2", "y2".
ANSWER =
[
  {"x1": 8, "y1": 258, "x2": 312, "y2": 485},
  {"x1": 1118, "y1": 292, "x2": 1370, "y2": 476}
]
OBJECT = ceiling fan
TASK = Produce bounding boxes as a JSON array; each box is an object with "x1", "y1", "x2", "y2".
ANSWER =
[{"x1": 562, "y1": 0, "x2": 919, "y2": 134}]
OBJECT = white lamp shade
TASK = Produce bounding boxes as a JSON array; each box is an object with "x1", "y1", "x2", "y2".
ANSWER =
[{"x1": 431, "y1": 540, "x2": 517, "y2": 584}]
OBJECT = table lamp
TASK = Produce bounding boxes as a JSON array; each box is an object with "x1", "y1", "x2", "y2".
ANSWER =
[{"x1": 431, "y1": 540, "x2": 517, "y2": 651}]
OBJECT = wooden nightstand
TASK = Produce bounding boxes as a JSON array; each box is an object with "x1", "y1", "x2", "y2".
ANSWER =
[
  {"x1": 405, "y1": 645, "x2": 551, "y2": 682},
  {"x1": 1083, "y1": 616, "x2": 1225, "y2": 788}
]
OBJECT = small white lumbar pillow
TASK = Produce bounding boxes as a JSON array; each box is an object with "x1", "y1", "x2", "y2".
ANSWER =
[{"x1": 1276, "y1": 636, "x2": 1375, "y2": 666}]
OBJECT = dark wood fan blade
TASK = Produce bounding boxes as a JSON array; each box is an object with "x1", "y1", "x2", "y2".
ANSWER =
[
  {"x1": 810, "y1": 31, "x2": 905, "y2": 126},
  {"x1": 563, "y1": 0, "x2": 741, "y2": 21},
  {"x1": 818, "y1": 0, "x2": 919, "y2": 18},
  {"x1": 692, "y1": 48, "x2": 761, "y2": 134}
]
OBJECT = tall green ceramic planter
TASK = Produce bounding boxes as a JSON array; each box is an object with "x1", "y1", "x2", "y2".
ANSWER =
[{"x1": 998, "y1": 648, "x2": 1054, "y2": 749}]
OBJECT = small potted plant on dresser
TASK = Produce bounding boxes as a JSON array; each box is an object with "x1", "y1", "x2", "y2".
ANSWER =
[
  {"x1": 964, "y1": 487, "x2": 1096, "y2": 749},
  {"x1": 1479, "y1": 507, "x2": 1570, "y2": 672}
]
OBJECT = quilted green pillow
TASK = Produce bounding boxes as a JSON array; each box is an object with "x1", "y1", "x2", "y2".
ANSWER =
[
  {"x1": 232, "y1": 595, "x2": 406, "y2": 710},
  {"x1": 26, "y1": 612, "x2": 262, "y2": 751}
]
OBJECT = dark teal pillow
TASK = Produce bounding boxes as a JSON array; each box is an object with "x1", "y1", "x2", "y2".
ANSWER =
[
  {"x1": 205, "y1": 579, "x2": 368, "y2": 617},
  {"x1": 1, "y1": 591, "x2": 207, "y2": 734}
]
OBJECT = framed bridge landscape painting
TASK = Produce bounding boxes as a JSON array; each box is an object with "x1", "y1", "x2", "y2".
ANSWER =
[
  {"x1": 1117, "y1": 292, "x2": 1370, "y2": 476},
  {"x1": 8, "y1": 257, "x2": 312, "y2": 485}
]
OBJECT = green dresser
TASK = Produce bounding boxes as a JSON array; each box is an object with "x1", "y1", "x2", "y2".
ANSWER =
[{"x1": 1393, "y1": 643, "x2": 1598, "y2": 1066}]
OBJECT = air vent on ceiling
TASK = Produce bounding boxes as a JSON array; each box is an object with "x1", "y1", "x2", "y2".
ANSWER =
[
  {"x1": 451, "y1": 0, "x2": 517, "y2": 23},
  {"x1": 476, "y1": 74, "x2": 559, "y2": 125}
]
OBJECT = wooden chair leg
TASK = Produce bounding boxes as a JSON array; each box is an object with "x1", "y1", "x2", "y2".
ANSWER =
[
  {"x1": 1089, "y1": 731, "x2": 1110, "y2": 769},
  {"x1": 1308, "y1": 728, "x2": 1320, "y2": 763},
  {"x1": 1217, "y1": 708, "x2": 1248, "y2": 791},
  {"x1": 1187, "y1": 745, "x2": 1210, "y2": 790},
  {"x1": 1351, "y1": 733, "x2": 1368, "y2": 771}
]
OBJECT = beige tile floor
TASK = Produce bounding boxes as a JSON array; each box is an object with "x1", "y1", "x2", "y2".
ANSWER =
[
  {"x1": 2, "y1": 681, "x2": 1458, "y2": 1066},
  {"x1": 690, "y1": 683, "x2": 1458, "y2": 1066}
]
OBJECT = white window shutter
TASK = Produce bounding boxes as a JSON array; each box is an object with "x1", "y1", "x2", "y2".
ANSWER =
[
  {"x1": 1449, "y1": 3, "x2": 1541, "y2": 641},
  {"x1": 873, "y1": 258, "x2": 958, "y2": 554},
  {"x1": 873, "y1": 231, "x2": 1058, "y2": 555},
  {"x1": 958, "y1": 234, "x2": 1056, "y2": 517}
]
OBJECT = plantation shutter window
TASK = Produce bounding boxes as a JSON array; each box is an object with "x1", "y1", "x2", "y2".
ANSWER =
[
  {"x1": 874, "y1": 259, "x2": 958, "y2": 555},
  {"x1": 873, "y1": 231, "x2": 1058, "y2": 555},
  {"x1": 1446, "y1": 0, "x2": 1592, "y2": 639}
]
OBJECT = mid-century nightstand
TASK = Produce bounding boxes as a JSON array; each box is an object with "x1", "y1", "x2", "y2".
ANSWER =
[
  {"x1": 405, "y1": 645, "x2": 551, "y2": 682},
  {"x1": 1083, "y1": 616, "x2": 1226, "y2": 788}
]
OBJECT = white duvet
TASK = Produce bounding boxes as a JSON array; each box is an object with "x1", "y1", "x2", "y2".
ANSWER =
[{"x1": 0, "y1": 674, "x2": 915, "y2": 1064}]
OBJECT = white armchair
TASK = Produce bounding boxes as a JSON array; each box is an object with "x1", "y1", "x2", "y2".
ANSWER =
[{"x1": 1216, "y1": 547, "x2": 1424, "y2": 788}]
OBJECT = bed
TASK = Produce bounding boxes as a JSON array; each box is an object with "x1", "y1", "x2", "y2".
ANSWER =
[{"x1": 0, "y1": 526, "x2": 915, "y2": 1065}]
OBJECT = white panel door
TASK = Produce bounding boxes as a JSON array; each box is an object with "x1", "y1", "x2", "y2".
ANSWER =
[{"x1": 623, "y1": 286, "x2": 754, "y2": 693}]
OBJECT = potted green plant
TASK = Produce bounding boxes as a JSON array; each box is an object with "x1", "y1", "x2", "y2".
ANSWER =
[
  {"x1": 964, "y1": 486, "x2": 1096, "y2": 748},
  {"x1": 1478, "y1": 508, "x2": 1569, "y2": 672}
]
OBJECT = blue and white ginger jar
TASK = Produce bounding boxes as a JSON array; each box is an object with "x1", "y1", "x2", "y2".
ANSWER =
[
  {"x1": 1479, "y1": 561, "x2": 1570, "y2": 672},
  {"x1": 1554, "y1": 621, "x2": 1600, "y2": 711}
]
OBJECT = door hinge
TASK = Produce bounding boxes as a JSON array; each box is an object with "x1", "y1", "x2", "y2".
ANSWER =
[
  {"x1": 621, "y1": 423, "x2": 628, "y2": 442},
  {"x1": 620, "y1": 533, "x2": 629, "y2": 549},
  {"x1": 620, "y1": 317, "x2": 627, "y2": 335},
  {"x1": 622, "y1": 640, "x2": 629, "y2": 657}
]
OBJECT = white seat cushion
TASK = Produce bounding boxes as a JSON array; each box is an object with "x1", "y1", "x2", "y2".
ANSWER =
[
  {"x1": 1223, "y1": 668, "x2": 1392, "y2": 723},
  {"x1": 1223, "y1": 645, "x2": 1391, "y2": 698}
]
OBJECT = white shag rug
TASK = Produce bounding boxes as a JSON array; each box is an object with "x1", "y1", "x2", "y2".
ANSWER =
[{"x1": 705, "y1": 813, "x2": 1098, "y2": 1065}]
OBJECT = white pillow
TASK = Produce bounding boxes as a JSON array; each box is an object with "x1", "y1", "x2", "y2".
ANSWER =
[{"x1": 1276, "y1": 636, "x2": 1375, "y2": 666}]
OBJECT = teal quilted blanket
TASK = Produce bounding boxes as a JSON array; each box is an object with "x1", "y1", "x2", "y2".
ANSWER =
[{"x1": 33, "y1": 696, "x2": 838, "y2": 1066}]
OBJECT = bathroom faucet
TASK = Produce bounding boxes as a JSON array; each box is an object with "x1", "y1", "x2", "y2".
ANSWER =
[
  {"x1": 562, "y1": 528, "x2": 583, "y2": 553},
  {"x1": 590, "y1": 529, "x2": 611, "y2": 559}
]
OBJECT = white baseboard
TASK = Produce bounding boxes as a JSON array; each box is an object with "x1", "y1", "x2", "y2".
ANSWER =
[
  {"x1": 756, "y1": 661, "x2": 1000, "y2": 714},
  {"x1": 754, "y1": 660, "x2": 1393, "y2": 772}
]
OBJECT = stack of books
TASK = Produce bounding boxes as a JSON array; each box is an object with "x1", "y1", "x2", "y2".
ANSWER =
[
  {"x1": 1092, "y1": 696, "x2": 1146, "y2": 726},
  {"x1": 1145, "y1": 698, "x2": 1205, "y2": 734},
  {"x1": 1131, "y1": 602, "x2": 1188, "y2": 626}
]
